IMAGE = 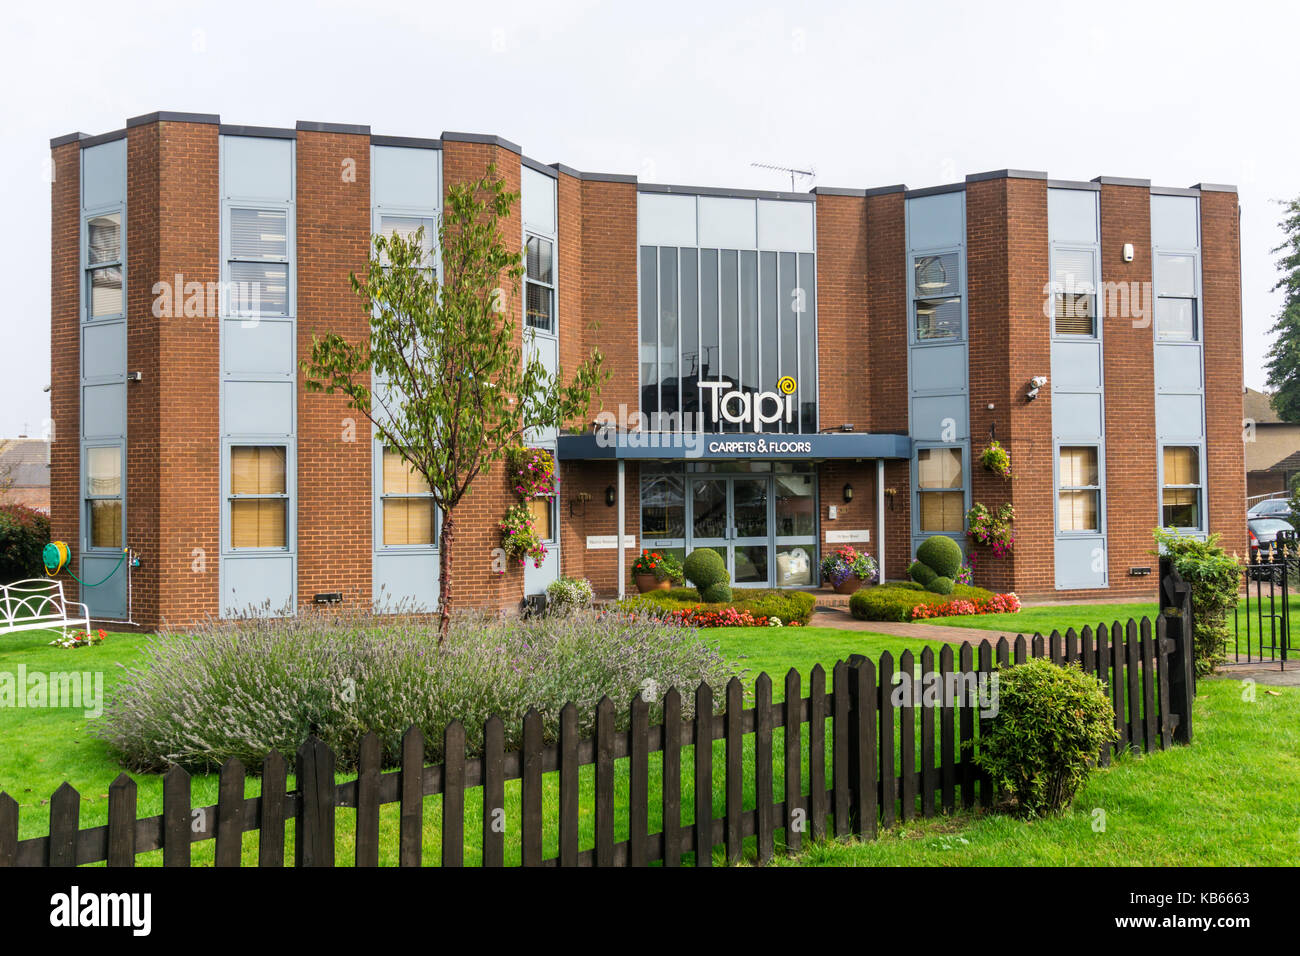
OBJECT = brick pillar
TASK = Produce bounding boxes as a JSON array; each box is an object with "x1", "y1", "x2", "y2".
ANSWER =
[
  {"x1": 1099, "y1": 182, "x2": 1158, "y2": 591},
  {"x1": 1201, "y1": 189, "x2": 1246, "y2": 556},
  {"x1": 815, "y1": 192, "x2": 869, "y2": 430},
  {"x1": 296, "y1": 126, "x2": 373, "y2": 611},
  {"x1": 49, "y1": 139, "x2": 82, "y2": 602}
]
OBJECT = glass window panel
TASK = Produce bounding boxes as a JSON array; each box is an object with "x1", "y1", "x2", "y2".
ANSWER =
[
  {"x1": 740, "y1": 251, "x2": 758, "y2": 394},
  {"x1": 1059, "y1": 446, "x2": 1098, "y2": 488},
  {"x1": 919, "y1": 493, "x2": 964, "y2": 533},
  {"x1": 699, "y1": 250, "x2": 719, "y2": 381},
  {"x1": 526, "y1": 496, "x2": 554, "y2": 541},
  {"x1": 1161, "y1": 489, "x2": 1199, "y2": 529},
  {"x1": 1156, "y1": 253, "x2": 1196, "y2": 298},
  {"x1": 680, "y1": 249, "x2": 699, "y2": 418},
  {"x1": 640, "y1": 474, "x2": 685, "y2": 538},
  {"x1": 1058, "y1": 490, "x2": 1099, "y2": 532},
  {"x1": 798, "y1": 252, "x2": 817, "y2": 433},
  {"x1": 1054, "y1": 293, "x2": 1095, "y2": 336},
  {"x1": 915, "y1": 297, "x2": 961, "y2": 341},
  {"x1": 759, "y1": 251, "x2": 778, "y2": 397},
  {"x1": 1052, "y1": 249, "x2": 1096, "y2": 293},
  {"x1": 380, "y1": 216, "x2": 436, "y2": 264},
  {"x1": 1156, "y1": 298, "x2": 1197, "y2": 341},
  {"x1": 86, "y1": 446, "x2": 121, "y2": 496},
  {"x1": 229, "y1": 262, "x2": 289, "y2": 316},
  {"x1": 231, "y1": 208, "x2": 288, "y2": 260},
  {"x1": 775, "y1": 473, "x2": 815, "y2": 537},
  {"x1": 526, "y1": 235, "x2": 553, "y2": 284},
  {"x1": 732, "y1": 478, "x2": 768, "y2": 538},
  {"x1": 720, "y1": 250, "x2": 739, "y2": 398},
  {"x1": 525, "y1": 282, "x2": 553, "y2": 332},
  {"x1": 774, "y1": 545, "x2": 814, "y2": 586},
  {"x1": 89, "y1": 266, "x2": 123, "y2": 318},
  {"x1": 914, "y1": 253, "x2": 958, "y2": 297},
  {"x1": 383, "y1": 448, "x2": 430, "y2": 495},
  {"x1": 734, "y1": 544, "x2": 768, "y2": 584},
  {"x1": 917, "y1": 447, "x2": 963, "y2": 489},
  {"x1": 639, "y1": 246, "x2": 659, "y2": 417},
  {"x1": 87, "y1": 213, "x2": 121, "y2": 265},
  {"x1": 778, "y1": 252, "x2": 798, "y2": 397},
  {"x1": 231, "y1": 499, "x2": 287, "y2": 549},
  {"x1": 1163, "y1": 446, "x2": 1199, "y2": 486},
  {"x1": 231, "y1": 446, "x2": 286, "y2": 496},
  {"x1": 89, "y1": 499, "x2": 122, "y2": 549},
  {"x1": 659, "y1": 248, "x2": 678, "y2": 414},
  {"x1": 691, "y1": 480, "x2": 728, "y2": 538},
  {"x1": 383, "y1": 498, "x2": 435, "y2": 546}
]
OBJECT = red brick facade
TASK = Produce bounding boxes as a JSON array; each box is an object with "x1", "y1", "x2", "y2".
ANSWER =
[{"x1": 48, "y1": 116, "x2": 1246, "y2": 625}]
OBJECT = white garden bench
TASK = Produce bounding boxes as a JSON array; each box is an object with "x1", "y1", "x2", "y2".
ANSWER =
[{"x1": 0, "y1": 579, "x2": 91, "y2": 638}]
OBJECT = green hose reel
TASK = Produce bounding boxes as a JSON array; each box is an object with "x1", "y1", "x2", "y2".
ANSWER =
[{"x1": 43, "y1": 540, "x2": 129, "y2": 588}]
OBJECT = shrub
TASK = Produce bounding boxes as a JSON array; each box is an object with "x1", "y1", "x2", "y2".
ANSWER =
[
  {"x1": 700, "y1": 581, "x2": 733, "y2": 603},
  {"x1": 849, "y1": 582, "x2": 996, "y2": 622},
  {"x1": 915, "y1": 535, "x2": 963, "y2": 579},
  {"x1": 684, "y1": 547, "x2": 731, "y2": 602},
  {"x1": 0, "y1": 504, "x2": 51, "y2": 583},
  {"x1": 907, "y1": 560, "x2": 937, "y2": 588},
  {"x1": 545, "y1": 576, "x2": 593, "y2": 614},
  {"x1": 96, "y1": 607, "x2": 738, "y2": 773},
  {"x1": 975, "y1": 658, "x2": 1118, "y2": 816},
  {"x1": 929, "y1": 575, "x2": 954, "y2": 595},
  {"x1": 1153, "y1": 528, "x2": 1241, "y2": 676}
]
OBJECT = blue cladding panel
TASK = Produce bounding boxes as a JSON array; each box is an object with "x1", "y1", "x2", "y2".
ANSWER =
[
  {"x1": 637, "y1": 193, "x2": 696, "y2": 246},
  {"x1": 698, "y1": 197, "x2": 756, "y2": 248},
  {"x1": 756, "y1": 200, "x2": 814, "y2": 252},
  {"x1": 82, "y1": 383, "x2": 126, "y2": 438},
  {"x1": 1157, "y1": 393, "x2": 1204, "y2": 439},
  {"x1": 372, "y1": 145, "x2": 440, "y2": 210},
  {"x1": 223, "y1": 137, "x2": 294, "y2": 201},
  {"x1": 373, "y1": 552, "x2": 439, "y2": 613},
  {"x1": 1053, "y1": 392, "x2": 1104, "y2": 439},
  {"x1": 1051, "y1": 340, "x2": 1102, "y2": 389},
  {"x1": 1047, "y1": 189, "x2": 1098, "y2": 244},
  {"x1": 1151, "y1": 194, "x2": 1199, "y2": 248},
  {"x1": 81, "y1": 139, "x2": 127, "y2": 209},
  {"x1": 223, "y1": 555, "x2": 295, "y2": 616},
  {"x1": 1155, "y1": 344, "x2": 1203, "y2": 392},
  {"x1": 80, "y1": 554, "x2": 128, "y2": 620},
  {"x1": 907, "y1": 192, "x2": 964, "y2": 250},
  {"x1": 224, "y1": 320, "x2": 295, "y2": 377},
  {"x1": 911, "y1": 395, "x2": 967, "y2": 442},
  {"x1": 82, "y1": 322, "x2": 126, "y2": 380},
  {"x1": 224, "y1": 381, "x2": 294, "y2": 435},
  {"x1": 1054, "y1": 537, "x2": 1107, "y2": 590}
]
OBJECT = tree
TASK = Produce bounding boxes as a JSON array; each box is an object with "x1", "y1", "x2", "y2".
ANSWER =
[
  {"x1": 302, "y1": 165, "x2": 605, "y2": 637},
  {"x1": 1264, "y1": 196, "x2": 1300, "y2": 421}
]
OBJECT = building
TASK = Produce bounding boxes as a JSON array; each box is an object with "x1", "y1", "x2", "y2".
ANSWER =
[
  {"x1": 1243, "y1": 387, "x2": 1300, "y2": 500},
  {"x1": 0, "y1": 439, "x2": 51, "y2": 513},
  {"x1": 48, "y1": 112, "x2": 1246, "y2": 627}
]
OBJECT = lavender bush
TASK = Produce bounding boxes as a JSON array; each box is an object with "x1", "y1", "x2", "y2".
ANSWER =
[{"x1": 96, "y1": 607, "x2": 737, "y2": 772}]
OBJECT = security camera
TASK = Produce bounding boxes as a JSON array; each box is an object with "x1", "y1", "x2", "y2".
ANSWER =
[
  {"x1": 1026, "y1": 387, "x2": 1040, "y2": 401},
  {"x1": 1030, "y1": 376, "x2": 1048, "y2": 388}
]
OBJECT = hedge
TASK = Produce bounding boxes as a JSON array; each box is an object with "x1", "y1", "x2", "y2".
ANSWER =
[
  {"x1": 849, "y1": 581, "x2": 994, "y2": 622},
  {"x1": 0, "y1": 504, "x2": 50, "y2": 584},
  {"x1": 621, "y1": 587, "x2": 817, "y2": 626}
]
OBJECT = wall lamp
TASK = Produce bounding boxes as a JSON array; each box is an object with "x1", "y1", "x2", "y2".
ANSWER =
[
  {"x1": 605, "y1": 485, "x2": 617, "y2": 507},
  {"x1": 843, "y1": 483, "x2": 854, "y2": 503}
]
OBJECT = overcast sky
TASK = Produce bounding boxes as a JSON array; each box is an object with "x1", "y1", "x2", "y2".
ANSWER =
[{"x1": 2, "y1": 0, "x2": 1295, "y2": 437}]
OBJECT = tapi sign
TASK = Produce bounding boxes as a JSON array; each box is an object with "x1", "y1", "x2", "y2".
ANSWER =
[{"x1": 698, "y1": 376, "x2": 798, "y2": 431}]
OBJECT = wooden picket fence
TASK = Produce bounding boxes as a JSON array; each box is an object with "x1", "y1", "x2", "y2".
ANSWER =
[{"x1": 0, "y1": 570, "x2": 1197, "y2": 868}]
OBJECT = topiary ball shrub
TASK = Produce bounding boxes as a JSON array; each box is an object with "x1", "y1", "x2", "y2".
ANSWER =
[
  {"x1": 915, "y1": 534, "x2": 963, "y2": 579},
  {"x1": 907, "y1": 560, "x2": 937, "y2": 588},
  {"x1": 684, "y1": 547, "x2": 731, "y2": 602},
  {"x1": 975, "y1": 658, "x2": 1119, "y2": 817},
  {"x1": 929, "y1": 575, "x2": 954, "y2": 595}
]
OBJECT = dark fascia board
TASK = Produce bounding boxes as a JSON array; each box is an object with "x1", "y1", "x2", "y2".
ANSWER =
[
  {"x1": 1151, "y1": 186, "x2": 1201, "y2": 198},
  {"x1": 1194, "y1": 182, "x2": 1237, "y2": 193},
  {"x1": 810, "y1": 186, "x2": 866, "y2": 197},
  {"x1": 522, "y1": 155, "x2": 557, "y2": 178},
  {"x1": 126, "y1": 111, "x2": 220, "y2": 128},
  {"x1": 1047, "y1": 179, "x2": 1100, "y2": 191},
  {"x1": 965, "y1": 168, "x2": 1048, "y2": 183},
  {"x1": 550, "y1": 164, "x2": 637, "y2": 184},
  {"x1": 79, "y1": 129, "x2": 127, "y2": 149},
  {"x1": 219, "y1": 124, "x2": 296, "y2": 139},
  {"x1": 639, "y1": 182, "x2": 815, "y2": 203},
  {"x1": 440, "y1": 131, "x2": 522, "y2": 155},
  {"x1": 904, "y1": 181, "x2": 965, "y2": 199},
  {"x1": 371, "y1": 134, "x2": 441, "y2": 150},
  {"x1": 50, "y1": 132, "x2": 85, "y2": 149},
  {"x1": 1092, "y1": 176, "x2": 1152, "y2": 188},
  {"x1": 864, "y1": 184, "x2": 908, "y2": 197},
  {"x1": 296, "y1": 121, "x2": 370, "y2": 136}
]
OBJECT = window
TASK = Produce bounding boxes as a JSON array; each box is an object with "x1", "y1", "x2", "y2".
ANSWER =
[
  {"x1": 913, "y1": 253, "x2": 961, "y2": 341},
  {"x1": 917, "y1": 447, "x2": 964, "y2": 533},
  {"x1": 379, "y1": 216, "x2": 436, "y2": 270},
  {"x1": 1162, "y1": 446, "x2": 1201, "y2": 529},
  {"x1": 1155, "y1": 253, "x2": 1198, "y2": 341},
  {"x1": 1058, "y1": 446, "x2": 1100, "y2": 532},
  {"x1": 229, "y1": 446, "x2": 287, "y2": 549},
  {"x1": 381, "y1": 447, "x2": 436, "y2": 546},
  {"x1": 527, "y1": 496, "x2": 555, "y2": 541},
  {"x1": 641, "y1": 474, "x2": 685, "y2": 539},
  {"x1": 525, "y1": 235, "x2": 554, "y2": 333},
  {"x1": 228, "y1": 208, "x2": 289, "y2": 317},
  {"x1": 1052, "y1": 249, "x2": 1097, "y2": 336},
  {"x1": 85, "y1": 445, "x2": 122, "y2": 549},
  {"x1": 86, "y1": 212, "x2": 123, "y2": 319}
]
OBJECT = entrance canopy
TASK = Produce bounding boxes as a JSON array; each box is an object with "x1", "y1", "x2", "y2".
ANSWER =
[{"x1": 556, "y1": 430, "x2": 912, "y2": 461}]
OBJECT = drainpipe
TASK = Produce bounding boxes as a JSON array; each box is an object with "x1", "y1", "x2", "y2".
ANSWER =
[
  {"x1": 617, "y1": 459, "x2": 626, "y2": 599},
  {"x1": 876, "y1": 459, "x2": 886, "y2": 582}
]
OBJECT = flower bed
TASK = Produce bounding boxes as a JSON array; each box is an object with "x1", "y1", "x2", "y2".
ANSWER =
[
  {"x1": 620, "y1": 587, "x2": 816, "y2": 627},
  {"x1": 849, "y1": 581, "x2": 1006, "y2": 622},
  {"x1": 660, "y1": 606, "x2": 803, "y2": 628},
  {"x1": 907, "y1": 592, "x2": 1021, "y2": 620}
]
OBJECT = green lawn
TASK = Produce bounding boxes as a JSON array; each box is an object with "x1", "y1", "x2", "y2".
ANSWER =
[
  {"x1": 2, "y1": 622, "x2": 1293, "y2": 867},
  {"x1": 778, "y1": 678, "x2": 1300, "y2": 866}
]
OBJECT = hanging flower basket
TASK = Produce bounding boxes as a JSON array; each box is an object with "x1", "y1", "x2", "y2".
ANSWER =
[{"x1": 980, "y1": 441, "x2": 1012, "y2": 479}]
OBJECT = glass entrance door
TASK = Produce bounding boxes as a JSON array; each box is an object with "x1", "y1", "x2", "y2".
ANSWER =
[{"x1": 688, "y1": 476, "x2": 771, "y2": 587}]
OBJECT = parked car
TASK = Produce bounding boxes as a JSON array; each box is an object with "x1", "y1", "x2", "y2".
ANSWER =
[
  {"x1": 1247, "y1": 498, "x2": 1293, "y2": 520},
  {"x1": 1247, "y1": 517, "x2": 1294, "y2": 556}
]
